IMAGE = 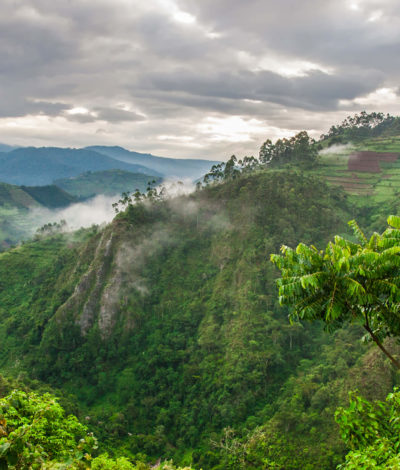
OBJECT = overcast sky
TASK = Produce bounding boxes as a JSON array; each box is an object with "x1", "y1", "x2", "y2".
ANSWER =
[{"x1": 1, "y1": 0, "x2": 399, "y2": 160}]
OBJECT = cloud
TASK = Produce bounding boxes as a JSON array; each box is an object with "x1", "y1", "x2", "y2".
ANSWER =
[
  {"x1": 94, "y1": 107, "x2": 146, "y2": 123},
  {"x1": 0, "y1": 0, "x2": 399, "y2": 159},
  {"x1": 28, "y1": 194, "x2": 117, "y2": 233},
  {"x1": 319, "y1": 143, "x2": 353, "y2": 155}
]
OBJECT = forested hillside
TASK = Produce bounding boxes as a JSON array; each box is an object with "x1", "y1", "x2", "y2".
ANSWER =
[
  {"x1": 1, "y1": 164, "x2": 399, "y2": 468},
  {"x1": 1, "y1": 113, "x2": 400, "y2": 468}
]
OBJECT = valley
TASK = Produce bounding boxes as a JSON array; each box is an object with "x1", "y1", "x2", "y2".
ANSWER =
[{"x1": 0, "y1": 113, "x2": 400, "y2": 468}]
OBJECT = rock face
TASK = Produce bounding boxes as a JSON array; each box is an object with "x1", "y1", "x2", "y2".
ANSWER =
[
  {"x1": 348, "y1": 151, "x2": 399, "y2": 172},
  {"x1": 53, "y1": 229, "x2": 119, "y2": 338},
  {"x1": 51, "y1": 218, "x2": 158, "y2": 340}
]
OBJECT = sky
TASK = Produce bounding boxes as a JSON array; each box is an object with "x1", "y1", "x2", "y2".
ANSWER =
[{"x1": 1, "y1": 0, "x2": 400, "y2": 160}]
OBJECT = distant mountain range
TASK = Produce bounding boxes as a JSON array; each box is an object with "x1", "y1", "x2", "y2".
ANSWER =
[
  {"x1": 85, "y1": 146, "x2": 217, "y2": 180},
  {"x1": 0, "y1": 145, "x2": 217, "y2": 186},
  {"x1": 0, "y1": 147, "x2": 161, "y2": 186}
]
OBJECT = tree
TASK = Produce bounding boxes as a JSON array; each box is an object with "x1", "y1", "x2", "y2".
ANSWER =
[
  {"x1": 271, "y1": 216, "x2": 400, "y2": 369},
  {"x1": 320, "y1": 111, "x2": 398, "y2": 142},
  {"x1": 0, "y1": 390, "x2": 96, "y2": 469},
  {"x1": 335, "y1": 388, "x2": 400, "y2": 468},
  {"x1": 259, "y1": 131, "x2": 317, "y2": 168},
  {"x1": 0, "y1": 390, "x2": 194, "y2": 469}
]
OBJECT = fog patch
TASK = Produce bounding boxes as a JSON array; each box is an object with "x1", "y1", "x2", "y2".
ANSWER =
[
  {"x1": 28, "y1": 194, "x2": 118, "y2": 233},
  {"x1": 207, "y1": 213, "x2": 233, "y2": 232},
  {"x1": 167, "y1": 196, "x2": 199, "y2": 219},
  {"x1": 319, "y1": 143, "x2": 353, "y2": 156},
  {"x1": 161, "y1": 178, "x2": 196, "y2": 197},
  {"x1": 115, "y1": 227, "x2": 174, "y2": 296}
]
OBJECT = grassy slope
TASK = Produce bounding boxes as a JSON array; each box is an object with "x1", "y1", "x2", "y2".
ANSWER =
[
  {"x1": 315, "y1": 137, "x2": 400, "y2": 206},
  {"x1": 21, "y1": 184, "x2": 78, "y2": 208},
  {"x1": 0, "y1": 182, "x2": 39, "y2": 209}
]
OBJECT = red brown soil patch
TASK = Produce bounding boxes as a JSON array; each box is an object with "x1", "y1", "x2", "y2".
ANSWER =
[{"x1": 348, "y1": 151, "x2": 399, "y2": 173}]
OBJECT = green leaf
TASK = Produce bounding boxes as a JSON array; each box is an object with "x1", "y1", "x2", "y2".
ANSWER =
[
  {"x1": 388, "y1": 215, "x2": 400, "y2": 229},
  {"x1": 348, "y1": 220, "x2": 367, "y2": 246},
  {"x1": 0, "y1": 443, "x2": 10, "y2": 457}
]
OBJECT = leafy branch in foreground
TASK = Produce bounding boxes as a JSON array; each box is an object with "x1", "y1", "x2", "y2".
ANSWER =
[
  {"x1": 0, "y1": 390, "x2": 96, "y2": 469},
  {"x1": 335, "y1": 388, "x2": 400, "y2": 468},
  {"x1": 271, "y1": 215, "x2": 400, "y2": 368},
  {"x1": 0, "y1": 390, "x2": 194, "y2": 469}
]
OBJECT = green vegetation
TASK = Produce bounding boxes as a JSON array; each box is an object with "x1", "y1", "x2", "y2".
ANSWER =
[
  {"x1": 54, "y1": 170, "x2": 162, "y2": 198},
  {"x1": 0, "y1": 183, "x2": 39, "y2": 210},
  {"x1": 0, "y1": 169, "x2": 357, "y2": 468},
  {"x1": 21, "y1": 185, "x2": 78, "y2": 208},
  {"x1": 271, "y1": 216, "x2": 400, "y2": 368},
  {"x1": 0, "y1": 387, "x2": 193, "y2": 469},
  {"x1": 0, "y1": 112, "x2": 400, "y2": 468},
  {"x1": 320, "y1": 111, "x2": 400, "y2": 144},
  {"x1": 335, "y1": 388, "x2": 400, "y2": 468},
  {"x1": 0, "y1": 390, "x2": 96, "y2": 469},
  {"x1": 259, "y1": 130, "x2": 318, "y2": 168}
]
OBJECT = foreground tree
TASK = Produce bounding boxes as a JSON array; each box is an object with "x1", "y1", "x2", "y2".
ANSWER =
[
  {"x1": 335, "y1": 388, "x2": 400, "y2": 468},
  {"x1": 0, "y1": 390, "x2": 193, "y2": 469},
  {"x1": 271, "y1": 216, "x2": 400, "y2": 368},
  {"x1": 0, "y1": 390, "x2": 96, "y2": 469}
]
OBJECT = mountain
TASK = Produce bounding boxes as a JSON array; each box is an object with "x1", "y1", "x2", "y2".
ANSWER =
[
  {"x1": 0, "y1": 181, "x2": 77, "y2": 210},
  {"x1": 0, "y1": 143, "x2": 18, "y2": 152},
  {"x1": 0, "y1": 182, "x2": 40, "y2": 209},
  {"x1": 0, "y1": 167, "x2": 394, "y2": 469},
  {"x1": 54, "y1": 169, "x2": 162, "y2": 198},
  {"x1": 1, "y1": 113, "x2": 400, "y2": 468},
  {"x1": 0, "y1": 147, "x2": 161, "y2": 186},
  {"x1": 86, "y1": 145, "x2": 218, "y2": 179},
  {"x1": 21, "y1": 184, "x2": 78, "y2": 209}
]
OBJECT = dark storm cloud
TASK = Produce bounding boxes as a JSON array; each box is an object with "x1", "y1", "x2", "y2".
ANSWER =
[
  {"x1": 177, "y1": 0, "x2": 400, "y2": 67},
  {"x1": 0, "y1": 0, "x2": 399, "y2": 158}
]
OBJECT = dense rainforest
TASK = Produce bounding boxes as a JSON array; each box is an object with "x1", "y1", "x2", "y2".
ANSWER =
[{"x1": 1, "y1": 112, "x2": 400, "y2": 468}]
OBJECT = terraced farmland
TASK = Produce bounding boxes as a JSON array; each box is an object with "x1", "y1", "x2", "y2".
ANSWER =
[{"x1": 317, "y1": 140, "x2": 400, "y2": 204}]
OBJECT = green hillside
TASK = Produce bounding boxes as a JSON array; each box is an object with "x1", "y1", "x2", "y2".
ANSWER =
[
  {"x1": 315, "y1": 138, "x2": 400, "y2": 205},
  {"x1": 0, "y1": 182, "x2": 79, "y2": 250},
  {"x1": 0, "y1": 182, "x2": 39, "y2": 209},
  {"x1": 54, "y1": 169, "x2": 162, "y2": 198},
  {"x1": 0, "y1": 166, "x2": 398, "y2": 468},
  {"x1": 1, "y1": 113, "x2": 400, "y2": 468}
]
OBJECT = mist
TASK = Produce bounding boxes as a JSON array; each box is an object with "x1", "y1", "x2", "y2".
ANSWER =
[
  {"x1": 319, "y1": 143, "x2": 353, "y2": 155},
  {"x1": 27, "y1": 194, "x2": 118, "y2": 234}
]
